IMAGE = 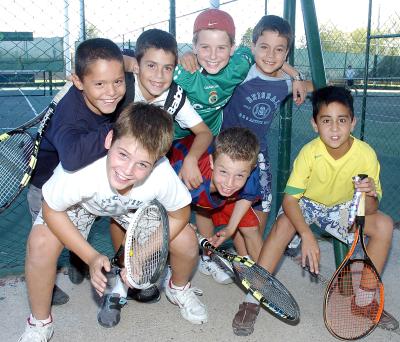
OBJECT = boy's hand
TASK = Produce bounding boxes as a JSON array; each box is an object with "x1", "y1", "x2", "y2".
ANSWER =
[
  {"x1": 179, "y1": 156, "x2": 203, "y2": 190},
  {"x1": 292, "y1": 80, "x2": 308, "y2": 105},
  {"x1": 354, "y1": 176, "x2": 378, "y2": 198},
  {"x1": 300, "y1": 230, "x2": 320, "y2": 274},
  {"x1": 179, "y1": 52, "x2": 199, "y2": 73},
  {"x1": 88, "y1": 253, "x2": 112, "y2": 296},
  {"x1": 208, "y1": 228, "x2": 233, "y2": 248}
]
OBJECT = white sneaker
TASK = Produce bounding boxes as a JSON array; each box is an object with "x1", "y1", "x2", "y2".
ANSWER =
[
  {"x1": 165, "y1": 282, "x2": 208, "y2": 324},
  {"x1": 18, "y1": 316, "x2": 54, "y2": 342},
  {"x1": 198, "y1": 257, "x2": 234, "y2": 284}
]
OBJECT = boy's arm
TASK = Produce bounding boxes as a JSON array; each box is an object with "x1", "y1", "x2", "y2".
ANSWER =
[
  {"x1": 282, "y1": 194, "x2": 320, "y2": 274},
  {"x1": 167, "y1": 204, "x2": 191, "y2": 241},
  {"x1": 178, "y1": 52, "x2": 199, "y2": 73},
  {"x1": 179, "y1": 122, "x2": 212, "y2": 190},
  {"x1": 123, "y1": 54, "x2": 138, "y2": 73},
  {"x1": 281, "y1": 62, "x2": 313, "y2": 105},
  {"x1": 209, "y1": 199, "x2": 252, "y2": 248},
  {"x1": 42, "y1": 201, "x2": 111, "y2": 296}
]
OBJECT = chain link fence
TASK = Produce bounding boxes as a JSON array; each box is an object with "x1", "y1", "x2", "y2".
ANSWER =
[{"x1": 0, "y1": 0, "x2": 399, "y2": 276}]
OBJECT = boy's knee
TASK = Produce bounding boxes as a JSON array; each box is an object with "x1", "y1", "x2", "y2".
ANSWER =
[
  {"x1": 170, "y1": 224, "x2": 198, "y2": 259},
  {"x1": 27, "y1": 225, "x2": 62, "y2": 260},
  {"x1": 273, "y1": 214, "x2": 296, "y2": 236},
  {"x1": 375, "y1": 212, "x2": 394, "y2": 239}
]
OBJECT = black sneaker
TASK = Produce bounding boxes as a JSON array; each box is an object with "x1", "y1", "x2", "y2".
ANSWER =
[
  {"x1": 127, "y1": 284, "x2": 160, "y2": 303},
  {"x1": 68, "y1": 251, "x2": 88, "y2": 285},
  {"x1": 97, "y1": 293, "x2": 127, "y2": 328},
  {"x1": 51, "y1": 284, "x2": 69, "y2": 306}
]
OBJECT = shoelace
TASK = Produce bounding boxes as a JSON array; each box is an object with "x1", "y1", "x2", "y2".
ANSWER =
[{"x1": 177, "y1": 287, "x2": 204, "y2": 309}]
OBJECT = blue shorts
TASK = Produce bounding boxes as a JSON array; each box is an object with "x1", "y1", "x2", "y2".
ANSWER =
[
  {"x1": 252, "y1": 150, "x2": 272, "y2": 213},
  {"x1": 282, "y1": 197, "x2": 355, "y2": 248}
]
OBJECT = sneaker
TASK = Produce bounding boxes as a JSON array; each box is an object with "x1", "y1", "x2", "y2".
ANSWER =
[
  {"x1": 165, "y1": 281, "x2": 208, "y2": 324},
  {"x1": 198, "y1": 257, "x2": 233, "y2": 284},
  {"x1": 18, "y1": 316, "x2": 54, "y2": 342},
  {"x1": 232, "y1": 302, "x2": 260, "y2": 336},
  {"x1": 68, "y1": 251, "x2": 88, "y2": 285},
  {"x1": 51, "y1": 284, "x2": 69, "y2": 306},
  {"x1": 97, "y1": 293, "x2": 127, "y2": 328},
  {"x1": 127, "y1": 284, "x2": 161, "y2": 303},
  {"x1": 351, "y1": 295, "x2": 399, "y2": 330}
]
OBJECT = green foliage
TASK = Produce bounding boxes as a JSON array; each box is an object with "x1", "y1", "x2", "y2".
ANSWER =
[{"x1": 240, "y1": 27, "x2": 253, "y2": 48}]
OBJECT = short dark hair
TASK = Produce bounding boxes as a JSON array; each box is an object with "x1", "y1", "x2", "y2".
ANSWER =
[
  {"x1": 135, "y1": 29, "x2": 178, "y2": 65},
  {"x1": 252, "y1": 15, "x2": 293, "y2": 48},
  {"x1": 311, "y1": 86, "x2": 354, "y2": 121},
  {"x1": 75, "y1": 38, "x2": 123, "y2": 80},
  {"x1": 213, "y1": 127, "x2": 259, "y2": 167},
  {"x1": 112, "y1": 102, "x2": 173, "y2": 160}
]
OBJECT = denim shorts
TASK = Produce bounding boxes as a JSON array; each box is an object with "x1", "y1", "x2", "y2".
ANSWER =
[
  {"x1": 252, "y1": 150, "x2": 272, "y2": 213},
  {"x1": 282, "y1": 197, "x2": 355, "y2": 248}
]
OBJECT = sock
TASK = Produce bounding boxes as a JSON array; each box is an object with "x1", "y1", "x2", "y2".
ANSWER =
[
  {"x1": 29, "y1": 314, "x2": 52, "y2": 326},
  {"x1": 355, "y1": 288, "x2": 375, "y2": 307},
  {"x1": 111, "y1": 276, "x2": 128, "y2": 298},
  {"x1": 169, "y1": 280, "x2": 190, "y2": 291},
  {"x1": 202, "y1": 255, "x2": 211, "y2": 262},
  {"x1": 244, "y1": 292, "x2": 259, "y2": 305}
]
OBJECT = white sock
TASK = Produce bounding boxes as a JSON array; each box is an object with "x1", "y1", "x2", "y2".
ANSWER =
[
  {"x1": 170, "y1": 280, "x2": 189, "y2": 291},
  {"x1": 111, "y1": 276, "x2": 128, "y2": 298},
  {"x1": 244, "y1": 292, "x2": 259, "y2": 305},
  {"x1": 355, "y1": 288, "x2": 375, "y2": 307},
  {"x1": 202, "y1": 255, "x2": 211, "y2": 262},
  {"x1": 29, "y1": 313, "x2": 52, "y2": 326}
]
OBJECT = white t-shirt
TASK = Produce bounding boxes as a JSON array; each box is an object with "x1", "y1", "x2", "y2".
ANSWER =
[
  {"x1": 42, "y1": 156, "x2": 191, "y2": 215},
  {"x1": 134, "y1": 74, "x2": 203, "y2": 130}
]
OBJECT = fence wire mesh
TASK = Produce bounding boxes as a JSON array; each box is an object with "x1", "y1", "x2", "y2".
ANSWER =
[{"x1": 0, "y1": 0, "x2": 399, "y2": 276}]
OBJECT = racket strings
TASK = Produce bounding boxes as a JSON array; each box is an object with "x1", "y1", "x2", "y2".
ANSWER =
[
  {"x1": 233, "y1": 261, "x2": 299, "y2": 319},
  {"x1": 0, "y1": 133, "x2": 34, "y2": 205},
  {"x1": 125, "y1": 205, "x2": 167, "y2": 288},
  {"x1": 325, "y1": 260, "x2": 383, "y2": 339}
]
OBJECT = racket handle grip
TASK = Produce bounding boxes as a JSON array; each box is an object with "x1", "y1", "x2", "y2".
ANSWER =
[{"x1": 348, "y1": 174, "x2": 368, "y2": 226}]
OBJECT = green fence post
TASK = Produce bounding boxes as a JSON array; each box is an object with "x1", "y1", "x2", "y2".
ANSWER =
[
  {"x1": 300, "y1": 0, "x2": 349, "y2": 267},
  {"x1": 275, "y1": 0, "x2": 296, "y2": 214}
]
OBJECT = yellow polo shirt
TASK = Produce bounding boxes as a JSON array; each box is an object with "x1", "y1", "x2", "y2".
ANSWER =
[{"x1": 285, "y1": 137, "x2": 382, "y2": 206}]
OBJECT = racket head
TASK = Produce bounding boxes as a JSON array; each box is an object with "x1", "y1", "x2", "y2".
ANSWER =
[
  {"x1": 0, "y1": 131, "x2": 34, "y2": 212},
  {"x1": 124, "y1": 199, "x2": 169, "y2": 289},
  {"x1": 324, "y1": 226, "x2": 384, "y2": 340},
  {"x1": 199, "y1": 237, "x2": 300, "y2": 323},
  {"x1": 0, "y1": 82, "x2": 72, "y2": 213},
  {"x1": 232, "y1": 258, "x2": 300, "y2": 323}
]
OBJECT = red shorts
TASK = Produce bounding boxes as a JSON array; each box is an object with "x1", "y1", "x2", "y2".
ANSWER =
[{"x1": 210, "y1": 202, "x2": 259, "y2": 228}]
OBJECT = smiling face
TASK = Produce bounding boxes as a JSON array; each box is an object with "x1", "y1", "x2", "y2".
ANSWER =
[
  {"x1": 252, "y1": 30, "x2": 289, "y2": 77},
  {"x1": 312, "y1": 101, "x2": 357, "y2": 159},
  {"x1": 193, "y1": 29, "x2": 235, "y2": 75},
  {"x1": 73, "y1": 59, "x2": 126, "y2": 115},
  {"x1": 105, "y1": 131, "x2": 156, "y2": 195},
  {"x1": 137, "y1": 48, "x2": 175, "y2": 101},
  {"x1": 209, "y1": 153, "x2": 252, "y2": 197}
]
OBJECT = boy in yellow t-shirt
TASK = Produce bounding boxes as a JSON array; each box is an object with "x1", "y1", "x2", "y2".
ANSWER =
[{"x1": 232, "y1": 86, "x2": 397, "y2": 336}]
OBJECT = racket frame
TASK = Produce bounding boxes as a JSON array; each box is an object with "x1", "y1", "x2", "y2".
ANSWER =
[
  {"x1": 323, "y1": 178, "x2": 385, "y2": 340},
  {"x1": 0, "y1": 82, "x2": 72, "y2": 212},
  {"x1": 199, "y1": 236, "x2": 300, "y2": 322}
]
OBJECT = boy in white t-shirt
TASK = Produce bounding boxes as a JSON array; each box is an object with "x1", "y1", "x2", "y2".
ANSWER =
[{"x1": 18, "y1": 103, "x2": 207, "y2": 342}]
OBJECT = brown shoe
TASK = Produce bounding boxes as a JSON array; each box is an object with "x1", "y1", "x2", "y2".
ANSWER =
[{"x1": 232, "y1": 302, "x2": 260, "y2": 336}]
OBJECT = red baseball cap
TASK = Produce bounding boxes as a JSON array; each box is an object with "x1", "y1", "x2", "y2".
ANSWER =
[{"x1": 193, "y1": 9, "x2": 235, "y2": 38}]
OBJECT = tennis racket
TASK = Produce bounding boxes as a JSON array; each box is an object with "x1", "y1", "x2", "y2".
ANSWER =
[
  {"x1": 0, "y1": 82, "x2": 72, "y2": 213},
  {"x1": 198, "y1": 235, "x2": 300, "y2": 323},
  {"x1": 110, "y1": 199, "x2": 169, "y2": 289},
  {"x1": 324, "y1": 174, "x2": 384, "y2": 340}
]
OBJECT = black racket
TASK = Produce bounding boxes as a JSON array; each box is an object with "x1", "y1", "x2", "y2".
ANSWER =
[
  {"x1": 111, "y1": 199, "x2": 169, "y2": 289},
  {"x1": 0, "y1": 82, "x2": 72, "y2": 213},
  {"x1": 324, "y1": 174, "x2": 384, "y2": 340},
  {"x1": 198, "y1": 235, "x2": 300, "y2": 323}
]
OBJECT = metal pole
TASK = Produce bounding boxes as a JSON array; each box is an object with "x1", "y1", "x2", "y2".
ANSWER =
[
  {"x1": 210, "y1": 0, "x2": 220, "y2": 8},
  {"x1": 265, "y1": 0, "x2": 268, "y2": 14},
  {"x1": 275, "y1": 0, "x2": 296, "y2": 212},
  {"x1": 360, "y1": 0, "x2": 373, "y2": 141},
  {"x1": 63, "y1": 0, "x2": 71, "y2": 78},
  {"x1": 169, "y1": 0, "x2": 176, "y2": 37},
  {"x1": 80, "y1": 0, "x2": 86, "y2": 41}
]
